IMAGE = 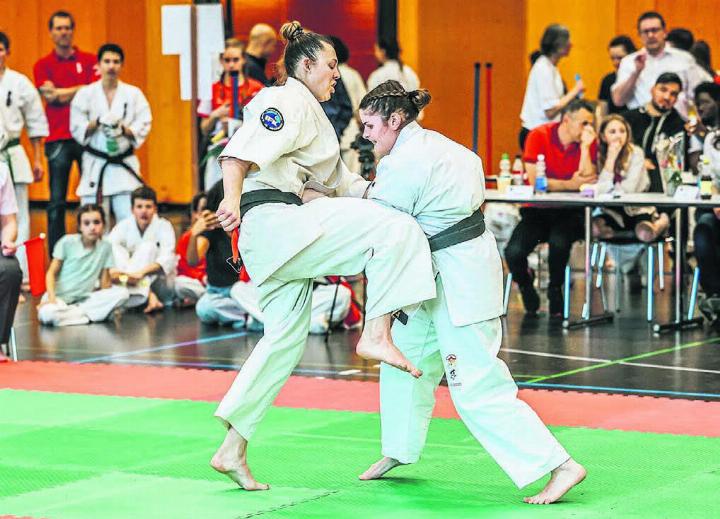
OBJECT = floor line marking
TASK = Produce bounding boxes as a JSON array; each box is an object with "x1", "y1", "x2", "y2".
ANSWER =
[
  {"x1": 620, "y1": 362, "x2": 720, "y2": 375},
  {"x1": 519, "y1": 381, "x2": 720, "y2": 399},
  {"x1": 74, "y1": 331, "x2": 248, "y2": 364},
  {"x1": 501, "y1": 348, "x2": 610, "y2": 363},
  {"x1": 526, "y1": 337, "x2": 720, "y2": 383}
]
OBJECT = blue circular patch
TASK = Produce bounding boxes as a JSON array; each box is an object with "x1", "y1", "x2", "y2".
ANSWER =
[{"x1": 260, "y1": 107, "x2": 284, "y2": 131}]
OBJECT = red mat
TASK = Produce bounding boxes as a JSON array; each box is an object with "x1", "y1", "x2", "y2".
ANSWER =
[{"x1": 2, "y1": 361, "x2": 719, "y2": 437}]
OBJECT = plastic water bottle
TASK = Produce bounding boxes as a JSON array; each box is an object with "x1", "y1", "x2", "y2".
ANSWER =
[
  {"x1": 575, "y1": 73, "x2": 583, "y2": 99},
  {"x1": 106, "y1": 129, "x2": 119, "y2": 154},
  {"x1": 535, "y1": 154, "x2": 547, "y2": 194},
  {"x1": 700, "y1": 156, "x2": 713, "y2": 200},
  {"x1": 497, "y1": 153, "x2": 512, "y2": 192},
  {"x1": 511, "y1": 154, "x2": 524, "y2": 185}
]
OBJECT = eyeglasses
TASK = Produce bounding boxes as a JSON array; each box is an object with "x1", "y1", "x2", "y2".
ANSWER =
[
  {"x1": 639, "y1": 27, "x2": 663, "y2": 36},
  {"x1": 223, "y1": 57, "x2": 241, "y2": 63}
]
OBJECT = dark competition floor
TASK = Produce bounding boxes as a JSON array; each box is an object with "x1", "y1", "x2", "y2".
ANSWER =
[{"x1": 14, "y1": 207, "x2": 720, "y2": 401}]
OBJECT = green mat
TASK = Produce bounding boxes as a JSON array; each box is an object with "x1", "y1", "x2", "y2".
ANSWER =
[{"x1": 0, "y1": 389, "x2": 718, "y2": 518}]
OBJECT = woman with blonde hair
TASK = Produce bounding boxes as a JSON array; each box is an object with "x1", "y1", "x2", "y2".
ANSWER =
[
  {"x1": 593, "y1": 114, "x2": 669, "y2": 241},
  {"x1": 210, "y1": 21, "x2": 436, "y2": 491}
]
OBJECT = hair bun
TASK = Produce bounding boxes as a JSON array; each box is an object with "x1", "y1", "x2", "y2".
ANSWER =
[
  {"x1": 280, "y1": 21, "x2": 304, "y2": 43},
  {"x1": 408, "y1": 89, "x2": 431, "y2": 111}
]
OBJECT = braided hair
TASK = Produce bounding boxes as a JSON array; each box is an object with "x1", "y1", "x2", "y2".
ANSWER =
[
  {"x1": 277, "y1": 21, "x2": 333, "y2": 84},
  {"x1": 359, "y1": 80, "x2": 431, "y2": 124}
]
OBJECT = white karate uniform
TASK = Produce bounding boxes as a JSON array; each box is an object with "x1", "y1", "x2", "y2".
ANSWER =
[
  {"x1": 70, "y1": 80, "x2": 151, "y2": 221},
  {"x1": 108, "y1": 215, "x2": 177, "y2": 308},
  {"x1": 338, "y1": 63, "x2": 367, "y2": 173},
  {"x1": 174, "y1": 275, "x2": 206, "y2": 303},
  {"x1": 214, "y1": 77, "x2": 436, "y2": 440},
  {"x1": 369, "y1": 122, "x2": 570, "y2": 489},
  {"x1": 0, "y1": 68, "x2": 49, "y2": 279},
  {"x1": 38, "y1": 286, "x2": 130, "y2": 326}
]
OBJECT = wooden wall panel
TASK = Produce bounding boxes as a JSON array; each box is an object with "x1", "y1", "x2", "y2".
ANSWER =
[
  {"x1": 657, "y1": 0, "x2": 720, "y2": 70},
  {"x1": 400, "y1": 0, "x2": 527, "y2": 169},
  {"x1": 231, "y1": 0, "x2": 377, "y2": 79},
  {"x1": 526, "y1": 0, "x2": 618, "y2": 109}
]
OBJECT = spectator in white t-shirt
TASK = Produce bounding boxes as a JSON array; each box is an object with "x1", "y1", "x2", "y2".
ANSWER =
[
  {"x1": 519, "y1": 24, "x2": 584, "y2": 150},
  {"x1": 612, "y1": 11, "x2": 711, "y2": 116}
]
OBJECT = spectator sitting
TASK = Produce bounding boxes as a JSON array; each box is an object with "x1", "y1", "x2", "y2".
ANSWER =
[
  {"x1": 685, "y1": 82, "x2": 720, "y2": 148},
  {"x1": 612, "y1": 11, "x2": 710, "y2": 116},
  {"x1": 592, "y1": 114, "x2": 669, "y2": 242},
  {"x1": 198, "y1": 38, "x2": 263, "y2": 190},
  {"x1": 519, "y1": 24, "x2": 584, "y2": 150},
  {"x1": 505, "y1": 99, "x2": 598, "y2": 318},
  {"x1": 0, "y1": 161, "x2": 21, "y2": 362},
  {"x1": 174, "y1": 192, "x2": 208, "y2": 306},
  {"x1": 38, "y1": 204, "x2": 129, "y2": 326},
  {"x1": 192, "y1": 181, "x2": 256, "y2": 329},
  {"x1": 109, "y1": 186, "x2": 176, "y2": 313},
  {"x1": 622, "y1": 72, "x2": 699, "y2": 191},
  {"x1": 598, "y1": 36, "x2": 637, "y2": 117},
  {"x1": 694, "y1": 115, "x2": 720, "y2": 322}
]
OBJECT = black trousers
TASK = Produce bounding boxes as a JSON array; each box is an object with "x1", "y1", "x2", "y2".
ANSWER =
[
  {"x1": 0, "y1": 254, "x2": 22, "y2": 344},
  {"x1": 45, "y1": 139, "x2": 85, "y2": 253},
  {"x1": 694, "y1": 210, "x2": 720, "y2": 295},
  {"x1": 518, "y1": 127, "x2": 530, "y2": 152},
  {"x1": 505, "y1": 207, "x2": 584, "y2": 288}
]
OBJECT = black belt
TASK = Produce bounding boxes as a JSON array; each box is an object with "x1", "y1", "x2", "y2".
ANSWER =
[
  {"x1": 1, "y1": 138, "x2": 21, "y2": 182},
  {"x1": 393, "y1": 207, "x2": 485, "y2": 325},
  {"x1": 83, "y1": 145, "x2": 144, "y2": 204},
  {"x1": 227, "y1": 189, "x2": 303, "y2": 273},
  {"x1": 427, "y1": 208, "x2": 485, "y2": 252},
  {"x1": 239, "y1": 189, "x2": 302, "y2": 218}
]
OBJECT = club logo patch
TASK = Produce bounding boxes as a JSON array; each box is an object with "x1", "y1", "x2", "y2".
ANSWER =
[
  {"x1": 260, "y1": 107, "x2": 284, "y2": 131},
  {"x1": 446, "y1": 354, "x2": 460, "y2": 385}
]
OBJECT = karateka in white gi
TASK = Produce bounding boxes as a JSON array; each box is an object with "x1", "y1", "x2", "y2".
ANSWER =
[
  {"x1": 357, "y1": 81, "x2": 587, "y2": 505},
  {"x1": 108, "y1": 186, "x2": 176, "y2": 313},
  {"x1": 210, "y1": 22, "x2": 437, "y2": 491},
  {"x1": 70, "y1": 43, "x2": 151, "y2": 223},
  {"x1": 0, "y1": 32, "x2": 49, "y2": 281}
]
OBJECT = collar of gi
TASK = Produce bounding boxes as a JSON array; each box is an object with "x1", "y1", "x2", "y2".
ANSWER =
[
  {"x1": 391, "y1": 120, "x2": 422, "y2": 154},
  {"x1": 286, "y1": 76, "x2": 319, "y2": 105}
]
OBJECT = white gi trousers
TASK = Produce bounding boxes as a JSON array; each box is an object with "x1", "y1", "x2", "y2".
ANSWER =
[
  {"x1": 174, "y1": 276, "x2": 206, "y2": 304},
  {"x1": 38, "y1": 286, "x2": 130, "y2": 326},
  {"x1": 113, "y1": 241, "x2": 174, "y2": 308},
  {"x1": 81, "y1": 193, "x2": 132, "y2": 226},
  {"x1": 380, "y1": 276, "x2": 570, "y2": 489},
  {"x1": 13, "y1": 184, "x2": 29, "y2": 281},
  {"x1": 215, "y1": 197, "x2": 435, "y2": 440}
]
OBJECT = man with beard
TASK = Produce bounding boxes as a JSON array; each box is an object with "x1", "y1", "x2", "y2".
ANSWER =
[
  {"x1": 685, "y1": 82, "x2": 720, "y2": 172},
  {"x1": 622, "y1": 72, "x2": 699, "y2": 192}
]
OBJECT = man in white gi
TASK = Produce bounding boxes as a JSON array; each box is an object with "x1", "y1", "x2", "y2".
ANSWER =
[
  {"x1": 0, "y1": 32, "x2": 49, "y2": 282},
  {"x1": 38, "y1": 204, "x2": 129, "y2": 326},
  {"x1": 357, "y1": 81, "x2": 586, "y2": 505},
  {"x1": 70, "y1": 43, "x2": 151, "y2": 223},
  {"x1": 210, "y1": 22, "x2": 437, "y2": 491},
  {"x1": 109, "y1": 186, "x2": 176, "y2": 313}
]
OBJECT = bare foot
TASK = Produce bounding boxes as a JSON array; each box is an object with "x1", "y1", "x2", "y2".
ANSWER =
[
  {"x1": 358, "y1": 456, "x2": 405, "y2": 480},
  {"x1": 143, "y1": 292, "x2": 165, "y2": 314},
  {"x1": 524, "y1": 458, "x2": 586, "y2": 505},
  {"x1": 356, "y1": 314, "x2": 422, "y2": 378},
  {"x1": 210, "y1": 427, "x2": 269, "y2": 491}
]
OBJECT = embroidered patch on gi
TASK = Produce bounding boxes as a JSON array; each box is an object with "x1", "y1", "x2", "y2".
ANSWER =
[
  {"x1": 446, "y1": 354, "x2": 460, "y2": 385},
  {"x1": 260, "y1": 107, "x2": 284, "y2": 131}
]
